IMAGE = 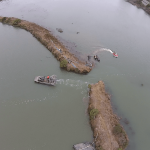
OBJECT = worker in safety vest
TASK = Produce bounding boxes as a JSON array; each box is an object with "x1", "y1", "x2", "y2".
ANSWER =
[{"x1": 47, "y1": 76, "x2": 49, "y2": 82}]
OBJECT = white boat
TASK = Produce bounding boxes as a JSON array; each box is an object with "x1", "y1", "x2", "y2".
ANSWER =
[
  {"x1": 34, "y1": 75, "x2": 57, "y2": 86},
  {"x1": 113, "y1": 52, "x2": 118, "y2": 58}
]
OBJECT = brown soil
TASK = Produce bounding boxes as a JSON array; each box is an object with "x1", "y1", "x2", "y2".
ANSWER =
[
  {"x1": 88, "y1": 81, "x2": 128, "y2": 150},
  {"x1": 127, "y1": 0, "x2": 150, "y2": 15},
  {"x1": 0, "y1": 16, "x2": 92, "y2": 74}
]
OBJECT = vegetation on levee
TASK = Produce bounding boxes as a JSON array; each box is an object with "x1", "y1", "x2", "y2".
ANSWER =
[
  {"x1": 88, "y1": 84, "x2": 91, "y2": 89},
  {"x1": 6, "y1": 18, "x2": 11, "y2": 23},
  {"x1": 60, "y1": 59, "x2": 68, "y2": 68},
  {"x1": 13, "y1": 19, "x2": 21, "y2": 26},
  {"x1": 1, "y1": 17, "x2": 6, "y2": 22},
  {"x1": 0, "y1": 17, "x2": 21, "y2": 26},
  {"x1": 89, "y1": 108, "x2": 99, "y2": 120},
  {"x1": 113, "y1": 124, "x2": 128, "y2": 149},
  {"x1": 75, "y1": 68, "x2": 79, "y2": 73},
  {"x1": 113, "y1": 124, "x2": 123, "y2": 135},
  {"x1": 97, "y1": 145, "x2": 105, "y2": 150},
  {"x1": 136, "y1": 0, "x2": 141, "y2": 4},
  {"x1": 147, "y1": 4, "x2": 150, "y2": 7}
]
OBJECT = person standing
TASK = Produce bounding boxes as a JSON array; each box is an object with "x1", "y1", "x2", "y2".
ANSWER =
[{"x1": 47, "y1": 76, "x2": 49, "y2": 82}]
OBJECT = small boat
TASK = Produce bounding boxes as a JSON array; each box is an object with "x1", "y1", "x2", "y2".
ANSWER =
[
  {"x1": 113, "y1": 52, "x2": 118, "y2": 58},
  {"x1": 94, "y1": 55, "x2": 100, "y2": 62},
  {"x1": 34, "y1": 75, "x2": 57, "y2": 86}
]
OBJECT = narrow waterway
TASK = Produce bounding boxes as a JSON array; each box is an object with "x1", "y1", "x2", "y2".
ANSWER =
[{"x1": 0, "y1": 0, "x2": 150, "y2": 150}]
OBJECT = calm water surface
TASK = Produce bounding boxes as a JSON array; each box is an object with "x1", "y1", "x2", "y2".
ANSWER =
[{"x1": 0, "y1": 0, "x2": 150, "y2": 150}]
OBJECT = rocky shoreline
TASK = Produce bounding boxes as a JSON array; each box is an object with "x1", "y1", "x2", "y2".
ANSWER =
[
  {"x1": 88, "y1": 81, "x2": 128, "y2": 150},
  {"x1": 0, "y1": 16, "x2": 92, "y2": 74},
  {"x1": 126, "y1": 0, "x2": 150, "y2": 15}
]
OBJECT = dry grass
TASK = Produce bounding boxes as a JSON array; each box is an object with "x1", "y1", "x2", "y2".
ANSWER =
[
  {"x1": 88, "y1": 81, "x2": 128, "y2": 150},
  {"x1": 0, "y1": 16, "x2": 92, "y2": 74}
]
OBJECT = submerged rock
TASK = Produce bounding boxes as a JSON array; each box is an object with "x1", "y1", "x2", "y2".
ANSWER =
[{"x1": 56, "y1": 28, "x2": 63, "y2": 33}]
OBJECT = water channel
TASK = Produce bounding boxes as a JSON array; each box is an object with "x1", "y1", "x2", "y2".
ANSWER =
[{"x1": 0, "y1": 0, "x2": 150, "y2": 149}]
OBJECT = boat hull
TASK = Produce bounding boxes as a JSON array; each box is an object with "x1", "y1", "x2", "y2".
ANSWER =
[
  {"x1": 34, "y1": 75, "x2": 56, "y2": 86},
  {"x1": 113, "y1": 53, "x2": 118, "y2": 58}
]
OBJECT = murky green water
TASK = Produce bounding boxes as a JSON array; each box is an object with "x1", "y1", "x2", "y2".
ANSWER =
[{"x1": 0, "y1": 0, "x2": 150, "y2": 149}]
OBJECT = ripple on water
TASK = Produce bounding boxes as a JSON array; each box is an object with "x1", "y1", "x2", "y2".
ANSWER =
[{"x1": 56, "y1": 79, "x2": 90, "y2": 89}]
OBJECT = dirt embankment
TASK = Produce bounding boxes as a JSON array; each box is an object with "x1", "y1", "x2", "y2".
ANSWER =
[
  {"x1": 88, "y1": 81, "x2": 128, "y2": 150},
  {"x1": 0, "y1": 16, "x2": 92, "y2": 74},
  {"x1": 126, "y1": 0, "x2": 150, "y2": 15}
]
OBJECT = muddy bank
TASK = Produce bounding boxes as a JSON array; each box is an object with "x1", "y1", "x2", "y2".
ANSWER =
[
  {"x1": 126, "y1": 0, "x2": 150, "y2": 15},
  {"x1": 0, "y1": 16, "x2": 92, "y2": 74},
  {"x1": 88, "y1": 81, "x2": 128, "y2": 150}
]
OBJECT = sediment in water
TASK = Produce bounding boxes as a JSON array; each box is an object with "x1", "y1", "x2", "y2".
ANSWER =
[
  {"x1": 0, "y1": 16, "x2": 92, "y2": 74},
  {"x1": 88, "y1": 81, "x2": 128, "y2": 150}
]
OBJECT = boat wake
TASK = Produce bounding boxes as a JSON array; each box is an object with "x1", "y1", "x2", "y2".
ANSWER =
[
  {"x1": 93, "y1": 48, "x2": 113, "y2": 55},
  {"x1": 56, "y1": 79, "x2": 89, "y2": 89}
]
